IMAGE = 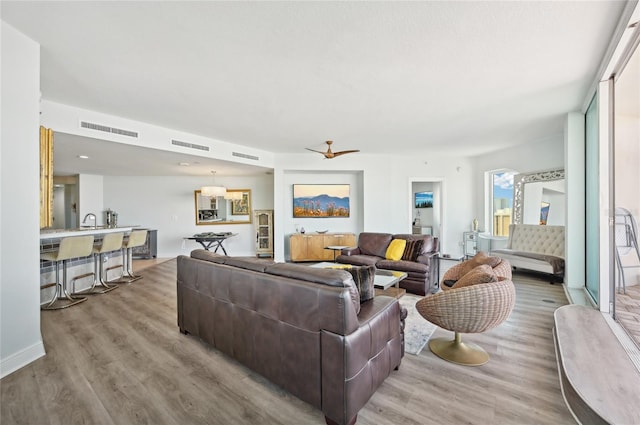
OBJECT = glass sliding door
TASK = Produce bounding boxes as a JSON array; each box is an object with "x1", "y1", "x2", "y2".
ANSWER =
[{"x1": 585, "y1": 94, "x2": 599, "y2": 303}]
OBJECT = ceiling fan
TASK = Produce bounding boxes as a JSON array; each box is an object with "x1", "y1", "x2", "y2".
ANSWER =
[{"x1": 305, "y1": 141, "x2": 360, "y2": 159}]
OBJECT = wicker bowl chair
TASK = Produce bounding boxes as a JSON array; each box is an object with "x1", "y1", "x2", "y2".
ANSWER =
[
  {"x1": 416, "y1": 277, "x2": 516, "y2": 366},
  {"x1": 441, "y1": 257, "x2": 512, "y2": 290}
]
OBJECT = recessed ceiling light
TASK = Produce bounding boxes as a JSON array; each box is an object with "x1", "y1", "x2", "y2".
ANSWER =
[
  {"x1": 179, "y1": 162, "x2": 190, "y2": 166},
  {"x1": 78, "y1": 155, "x2": 89, "y2": 159}
]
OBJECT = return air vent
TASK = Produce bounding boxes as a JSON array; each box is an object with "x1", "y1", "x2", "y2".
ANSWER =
[
  {"x1": 171, "y1": 139, "x2": 210, "y2": 152},
  {"x1": 232, "y1": 151, "x2": 259, "y2": 161},
  {"x1": 80, "y1": 121, "x2": 139, "y2": 138}
]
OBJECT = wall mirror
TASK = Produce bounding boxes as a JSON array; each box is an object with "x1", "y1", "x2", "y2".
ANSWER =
[
  {"x1": 194, "y1": 189, "x2": 252, "y2": 225},
  {"x1": 513, "y1": 169, "x2": 565, "y2": 225}
]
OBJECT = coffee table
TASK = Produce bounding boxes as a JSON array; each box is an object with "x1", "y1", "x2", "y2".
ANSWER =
[{"x1": 311, "y1": 262, "x2": 407, "y2": 298}]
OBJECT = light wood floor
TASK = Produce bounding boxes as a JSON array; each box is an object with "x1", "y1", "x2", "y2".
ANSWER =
[{"x1": 1, "y1": 261, "x2": 574, "y2": 425}]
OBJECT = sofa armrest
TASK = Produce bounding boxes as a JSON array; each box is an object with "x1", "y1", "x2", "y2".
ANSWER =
[
  {"x1": 321, "y1": 296, "x2": 403, "y2": 424},
  {"x1": 416, "y1": 251, "x2": 438, "y2": 265},
  {"x1": 340, "y1": 246, "x2": 361, "y2": 256}
]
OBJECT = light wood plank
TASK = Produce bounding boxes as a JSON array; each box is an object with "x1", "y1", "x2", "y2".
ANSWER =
[{"x1": 1, "y1": 261, "x2": 574, "y2": 424}]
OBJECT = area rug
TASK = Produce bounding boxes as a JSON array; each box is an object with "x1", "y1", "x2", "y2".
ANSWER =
[{"x1": 399, "y1": 294, "x2": 438, "y2": 355}]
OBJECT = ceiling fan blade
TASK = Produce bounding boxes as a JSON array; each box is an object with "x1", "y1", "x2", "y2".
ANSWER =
[
  {"x1": 305, "y1": 148, "x2": 326, "y2": 154},
  {"x1": 331, "y1": 150, "x2": 360, "y2": 157}
]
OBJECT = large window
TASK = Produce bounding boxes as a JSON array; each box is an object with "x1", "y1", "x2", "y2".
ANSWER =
[{"x1": 491, "y1": 170, "x2": 517, "y2": 236}]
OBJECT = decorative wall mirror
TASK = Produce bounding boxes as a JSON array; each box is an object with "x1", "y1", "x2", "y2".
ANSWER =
[
  {"x1": 194, "y1": 189, "x2": 252, "y2": 225},
  {"x1": 513, "y1": 169, "x2": 565, "y2": 225}
]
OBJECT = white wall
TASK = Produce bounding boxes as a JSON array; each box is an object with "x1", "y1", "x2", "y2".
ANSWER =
[
  {"x1": 274, "y1": 153, "x2": 475, "y2": 261},
  {"x1": 78, "y1": 174, "x2": 104, "y2": 225},
  {"x1": 472, "y1": 135, "x2": 565, "y2": 231},
  {"x1": 103, "y1": 174, "x2": 274, "y2": 257},
  {"x1": 1, "y1": 21, "x2": 46, "y2": 377}
]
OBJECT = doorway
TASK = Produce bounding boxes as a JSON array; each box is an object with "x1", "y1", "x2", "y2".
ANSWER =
[{"x1": 409, "y1": 179, "x2": 445, "y2": 251}]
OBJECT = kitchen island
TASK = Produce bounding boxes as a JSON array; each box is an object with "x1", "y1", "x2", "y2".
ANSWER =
[{"x1": 39, "y1": 226, "x2": 138, "y2": 303}]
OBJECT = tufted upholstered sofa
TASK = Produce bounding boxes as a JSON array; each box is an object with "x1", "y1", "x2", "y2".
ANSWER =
[
  {"x1": 492, "y1": 224, "x2": 565, "y2": 281},
  {"x1": 335, "y1": 232, "x2": 439, "y2": 296},
  {"x1": 177, "y1": 249, "x2": 404, "y2": 425}
]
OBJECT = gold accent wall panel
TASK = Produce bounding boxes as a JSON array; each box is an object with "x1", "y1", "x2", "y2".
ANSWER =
[{"x1": 40, "y1": 126, "x2": 53, "y2": 228}]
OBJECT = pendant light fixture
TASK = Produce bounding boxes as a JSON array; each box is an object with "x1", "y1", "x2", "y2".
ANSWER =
[{"x1": 200, "y1": 171, "x2": 226, "y2": 197}]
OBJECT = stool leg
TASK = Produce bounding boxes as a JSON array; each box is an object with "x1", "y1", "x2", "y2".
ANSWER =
[
  {"x1": 42, "y1": 259, "x2": 88, "y2": 310},
  {"x1": 71, "y1": 253, "x2": 118, "y2": 295},
  {"x1": 111, "y1": 247, "x2": 142, "y2": 284},
  {"x1": 41, "y1": 261, "x2": 63, "y2": 310}
]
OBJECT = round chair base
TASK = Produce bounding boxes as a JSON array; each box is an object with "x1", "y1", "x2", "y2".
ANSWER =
[{"x1": 428, "y1": 337, "x2": 489, "y2": 366}]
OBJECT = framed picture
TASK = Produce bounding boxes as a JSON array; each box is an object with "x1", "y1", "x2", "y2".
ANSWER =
[
  {"x1": 231, "y1": 192, "x2": 250, "y2": 215},
  {"x1": 293, "y1": 184, "x2": 350, "y2": 218},
  {"x1": 415, "y1": 191, "x2": 433, "y2": 208},
  {"x1": 540, "y1": 202, "x2": 550, "y2": 225}
]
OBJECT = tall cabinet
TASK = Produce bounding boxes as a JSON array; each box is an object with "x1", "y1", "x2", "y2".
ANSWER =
[{"x1": 254, "y1": 210, "x2": 273, "y2": 258}]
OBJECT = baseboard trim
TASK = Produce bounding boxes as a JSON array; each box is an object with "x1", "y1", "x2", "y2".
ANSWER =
[{"x1": 0, "y1": 340, "x2": 46, "y2": 379}]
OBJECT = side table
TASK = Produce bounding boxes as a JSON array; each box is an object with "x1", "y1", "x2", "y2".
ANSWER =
[{"x1": 324, "y1": 245, "x2": 348, "y2": 262}]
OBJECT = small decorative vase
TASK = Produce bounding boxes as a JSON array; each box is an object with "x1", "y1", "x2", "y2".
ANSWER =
[
  {"x1": 300, "y1": 227, "x2": 306, "y2": 234},
  {"x1": 472, "y1": 218, "x2": 478, "y2": 232}
]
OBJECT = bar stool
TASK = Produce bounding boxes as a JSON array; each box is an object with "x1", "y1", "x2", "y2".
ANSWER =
[
  {"x1": 72, "y1": 232, "x2": 124, "y2": 295},
  {"x1": 113, "y1": 229, "x2": 147, "y2": 284},
  {"x1": 40, "y1": 235, "x2": 94, "y2": 310}
]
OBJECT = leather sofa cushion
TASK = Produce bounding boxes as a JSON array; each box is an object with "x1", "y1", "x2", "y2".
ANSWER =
[
  {"x1": 225, "y1": 256, "x2": 274, "y2": 272},
  {"x1": 266, "y1": 263, "x2": 361, "y2": 314},
  {"x1": 336, "y1": 254, "x2": 379, "y2": 266},
  {"x1": 393, "y1": 234, "x2": 436, "y2": 255},
  {"x1": 191, "y1": 249, "x2": 228, "y2": 264},
  {"x1": 377, "y1": 259, "x2": 428, "y2": 274},
  {"x1": 358, "y1": 233, "x2": 393, "y2": 257}
]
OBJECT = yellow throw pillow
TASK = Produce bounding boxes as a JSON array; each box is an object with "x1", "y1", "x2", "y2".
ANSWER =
[{"x1": 385, "y1": 239, "x2": 407, "y2": 261}]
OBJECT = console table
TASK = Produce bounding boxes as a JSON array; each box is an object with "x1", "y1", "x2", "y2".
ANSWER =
[{"x1": 185, "y1": 233, "x2": 237, "y2": 255}]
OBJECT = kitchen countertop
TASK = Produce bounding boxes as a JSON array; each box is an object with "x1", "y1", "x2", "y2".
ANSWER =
[{"x1": 40, "y1": 225, "x2": 139, "y2": 240}]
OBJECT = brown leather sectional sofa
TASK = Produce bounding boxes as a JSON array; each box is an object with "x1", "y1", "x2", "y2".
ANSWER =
[
  {"x1": 177, "y1": 250, "x2": 405, "y2": 425},
  {"x1": 336, "y1": 232, "x2": 439, "y2": 295}
]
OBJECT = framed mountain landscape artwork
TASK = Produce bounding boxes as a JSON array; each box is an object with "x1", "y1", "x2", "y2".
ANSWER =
[{"x1": 293, "y1": 184, "x2": 350, "y2": 218}]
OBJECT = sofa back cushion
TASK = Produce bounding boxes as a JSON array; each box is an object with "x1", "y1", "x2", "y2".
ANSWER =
[
  {"x1": 357, "y1": 233, "x2": 393, "y2": 257},
  {"x1": 191, "y1": 249, "x2": 228, "y2": 264},
  {"x1": 507, "y1": 224, "x2": 565, "y2": 257},
  {"x1": 265, "y1": 263, "x2": 361, "y2": 314},
  {"x1": 393, "y1": 234, "x2": 438, "y2": 255}
]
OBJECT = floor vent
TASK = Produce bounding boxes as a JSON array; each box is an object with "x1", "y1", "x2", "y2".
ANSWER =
[
  {"x1": 232, "y1": 151, "x2": 259, "y2": 161},
  {"x1": 80, "y1": 121, "x2": 139, "y2": 138},
  {"x1": 171, "y1": 139, "x2": 210, "y2": 152}
]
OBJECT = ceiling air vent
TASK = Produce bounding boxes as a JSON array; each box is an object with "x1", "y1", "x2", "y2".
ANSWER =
[
  {"x1": 232, "y1": 151, "x2": 259, "y2": 161},
  {"x1": 171, "y1": 139, "x2": 210, "y2": 152},
  {"x1": 80, "y1": 121, "x2": 139, "y2": 138}
]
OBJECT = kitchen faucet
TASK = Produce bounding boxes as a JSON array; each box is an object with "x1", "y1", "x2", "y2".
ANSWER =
[{"x1": 82, "y1": 213, "x2": 97, "y2": 228}]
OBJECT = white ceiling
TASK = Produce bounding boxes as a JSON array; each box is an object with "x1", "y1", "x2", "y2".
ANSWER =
[{"x1": 1, "y1": 1, "x2": 630, "y2": 176}]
